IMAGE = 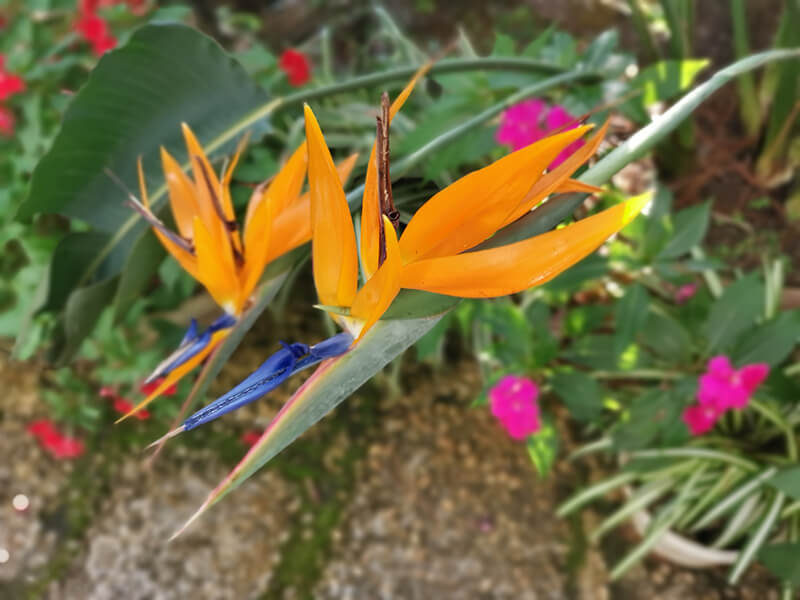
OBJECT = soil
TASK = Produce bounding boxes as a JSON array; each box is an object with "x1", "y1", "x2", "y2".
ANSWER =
[{"x1": 0, "y1": 341, "x2": 783, "y2": 599}]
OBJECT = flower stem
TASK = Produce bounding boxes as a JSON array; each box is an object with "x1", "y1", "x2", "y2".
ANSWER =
[
  {"x1": 749, "y1": 398, "x2": 798, "y2": 461},
  {"x1": 279, "y1": 58, "x2": 601, "y2": 110},
  {"x1": 591, "y1": 369, "x2": 685, "y2": 381}
]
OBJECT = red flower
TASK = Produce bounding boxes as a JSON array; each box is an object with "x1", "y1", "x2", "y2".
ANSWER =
[
  {"x1": 278, "y1": 49, "x2": 311, "y2": 87},
  {"x1": 0, "y1": 105, "x2": 15, "y2": 137},
  {"x1": 74, "y1": 12, "x2": 116, "y2": 56},
  {"x1": 27, "y1": 419, "x2": 85, "y2": 460},
  {"x1": 140, "y1": 377, "x2": 177, "y2": 397},
  {"x1": 241, "y1": 431, "x2": 262, "y2": 446},
  {"x1": 0, "y1": 55, "x2": 25, "y2": 101},
  {"x1": 112, "y1": 397, "x2": 150, "y2": 420}
]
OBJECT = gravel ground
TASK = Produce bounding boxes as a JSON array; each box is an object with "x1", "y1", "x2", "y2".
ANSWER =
[{"x1": 0, "y1": 351, "x2": 785, "y2": 599}]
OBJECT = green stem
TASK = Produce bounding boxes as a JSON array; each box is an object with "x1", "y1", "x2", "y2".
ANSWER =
[
  {"x1": 730, "y1": 0, "x2": 762, "y2": 137},
  {"x1": 591, "y1": 369, "x2": 684, "y2": 380},
  {"x1": 625, "y1": 0, "x2": 662, "y2": 62},
  {"x1": 749, "y1": 398, "x2": 797, "y2": 461},
  {"x1": 582, "y1": 48, "x2": 800, "y2": 185},
  {"x1": 279, "y1": 57, "x2": 599, "y2": 111}
]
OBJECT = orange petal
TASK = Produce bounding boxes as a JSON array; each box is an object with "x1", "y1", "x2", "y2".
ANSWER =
[
  {"x1": 244, "y1": 142, "x2": 307, "y2": 231},
  {"x1": 553, "y1": 179, "x2": 604, "y2": 195},
  {"x1": 240, "y1": 190, "x2": 273, "y2": 304},
  {"x1": 193, "y1": 216, "x2": 241, "y2": 315},
  {"x1": 399, "y1": 194, "x2": 650, "y2": 297},
  {"x1": 304, "y1": 104, "x2": 358, "y2": 309},
  {"x1": 360, "y1": 62, "x2": 433, "y2": 280},
  {"x1": 499, "y1": 121, "x2": 609, "y2": 227},
  {"x1": 160, "y1": 147, "x2": 201, "y2": 240},
  {"x1": 350, "y1": 215, "x2": 402, "y2": 342},
  {"x1": 115, "y1": 329, "x2": 230, "y2": 423},
  {"x1": 181, "y1": 123, "x2": 234, "y2": 221},
  {"x1": 153, "y1": 229, "x2": 200, "y2": 280},
  {"x1": 399, "y1": 125, "x2": 592, "y2": 262},
  {"x1": 267, "y1": 153, "x2": 358, "y2": 264},
  {"x1": 138, "y1": 157, "x2": 200, "y2": 278}
]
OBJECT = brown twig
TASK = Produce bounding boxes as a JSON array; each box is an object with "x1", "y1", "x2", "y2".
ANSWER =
[{"x1": 375, "y1": 91, "x2": 399, "y2": 267}]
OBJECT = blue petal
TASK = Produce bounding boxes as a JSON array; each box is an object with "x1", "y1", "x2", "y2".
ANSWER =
[
  {"x1": 179, "y1": 318, "x2": 199, "y2": 347},
  {"x1": 183, "y1": 342, "x2": 307, "y2": 431},
  {"x1": 181, "y1": 333, "x2": 353, "y2": 432}
]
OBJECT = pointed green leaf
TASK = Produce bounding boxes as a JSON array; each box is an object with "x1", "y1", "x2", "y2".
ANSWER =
[
  {"x1": 759, "y1": 542, "x2": 800, "y2": 585},
  {"x1": 705, "y1": 274, "x2": 764, "y2": 353},
  {"x1": 732, "y1": 310, "x2": 800, "y2": 368},
  {"x1": 658, "y1": 201, "x2": 711, "y2": 259},
  {"x1": 550, "y1": 371, "x2": 604, "y2": 423},
  {"x1": 614, "y1": 283, "x2": 650, "y2": 353},
  {"x1": 767, "y1": 466, "x2": 800, "y2": 501}
]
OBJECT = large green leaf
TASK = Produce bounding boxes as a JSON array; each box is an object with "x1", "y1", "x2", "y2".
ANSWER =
[
  {"x1": 759, "y1": 542, "x2": 800, "y2": 585},
  {"x1": 19, "y1": 23, "x2": 273, "y2": 355},
  {"x1": 657, "y1": 200, "x2": 711, "y2": 259},
  {"x1": 732, "y1": 309, "x2": 800, "y2": 368},
  {"x1": 705, "y1": 274, "x2": 764, "y2": 353},
  {"x1": 177, "y1": 48, "x2": 800, "y2": 526}
]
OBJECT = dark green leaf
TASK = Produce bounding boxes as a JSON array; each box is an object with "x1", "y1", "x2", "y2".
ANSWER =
[
  {"x1": 733, "y1": 310, "x2": 800, "y2": 367},
  {"x1": 641, "y1": 310, "x2": 692, "y2": 363},
  {"x1": 658, "y1": 201, "x2": 711, "y2": 259},
  {"x1": 614, "y1": 284, "x2": 650, "y2": 354},
  {"x1": 551, "y1": 371, "x2": 604, "y2": 422},
  {"x1": 112, "y1": 231, "x2": 165, "y2": 323},
  {"x1": 55, "y1": 277, "x2": 118, "y2": 364},
  {"x1": 759, "y1": 542, "x2": 800, "y2": 585},
  {"x1": 39, "y1": 232, "x2": 111, "y2": 314},
  {"x1": 705, "y1": 274, "x2": 765, "y2": 353},
  {"x1": 612, "y1": 388, "x2": 687, "y2": 451},
  {"x1": 767, "y1": 466, "x2": 800, "y2": 501}
]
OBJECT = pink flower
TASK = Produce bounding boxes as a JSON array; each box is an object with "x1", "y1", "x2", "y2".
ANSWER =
[
  {"x1": 684, "y1": 356, "x2": 769, "y2": 436},
  {"x1": 675, "y1": 283, "x2": 698, "y2": 304},
  {"x1": 112, "y1": 397, "x2": 150, "y2": 420},
  {"x1": 139, "y1": 377, "x2": 177, "y2": 397},
  {"x1": 241, "y1": 431, "x2": 262, "y2": 446},
  {"x1": 27, "y1": 419, "x2": 85, "y2": 459},
  {"x1": 0, "y1": 105, "x2": 15, "y2": 136},
  {"x1": 682, "y1": 404, "x2": 720, "y2": 436},
  {"x1": 0, "y1": 55, "x2": 25, "y2": 101},
  {"x1": 698, "y1": 356, "x2": 769, "y2": 411},
  {"x1": 489, "y1": 375, "x2": 541, "y2": 440},
  {"x1": 495, "y1": 99, "x2": 584, "y2": 168},
  {"x1": 278, "y1": 49, "x2": 311, "y2": 87}
]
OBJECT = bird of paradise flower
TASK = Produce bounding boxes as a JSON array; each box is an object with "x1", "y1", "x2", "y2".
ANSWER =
[
  {"x1": 117, "y1": 124, "x2": 356, "y2": 421},
  {"x1": 153, "y1": 71, "x2": 648, "y2": 444}
]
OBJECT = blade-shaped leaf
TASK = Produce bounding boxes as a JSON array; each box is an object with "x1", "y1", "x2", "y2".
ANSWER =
[
  {"x1": 175, "y1": 313, "x2": 443, "y2": 534},
  {"x1": 19, "y1": 23, "x2": 273, "y2": 356}
]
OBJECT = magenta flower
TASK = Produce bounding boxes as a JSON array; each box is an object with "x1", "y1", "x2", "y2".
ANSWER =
[
  {"x1": 698, "y1": 356, "x2": 769, "y2": 411},
  {"x1": 683, "y1": 356, "x2": 769, "y2": 436},
  {"x1": 495, "y1": 99, "x2": 584, "y2": 168},
  {"x1": 682, "y1": 403, "x2": 720, "y2": 436},
  {"x1": 489, "y1": 375, "x2": 541, "y2": 440},
  {"x1": 675, "y1": 283, "x2": 698, "y2": 304}
]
